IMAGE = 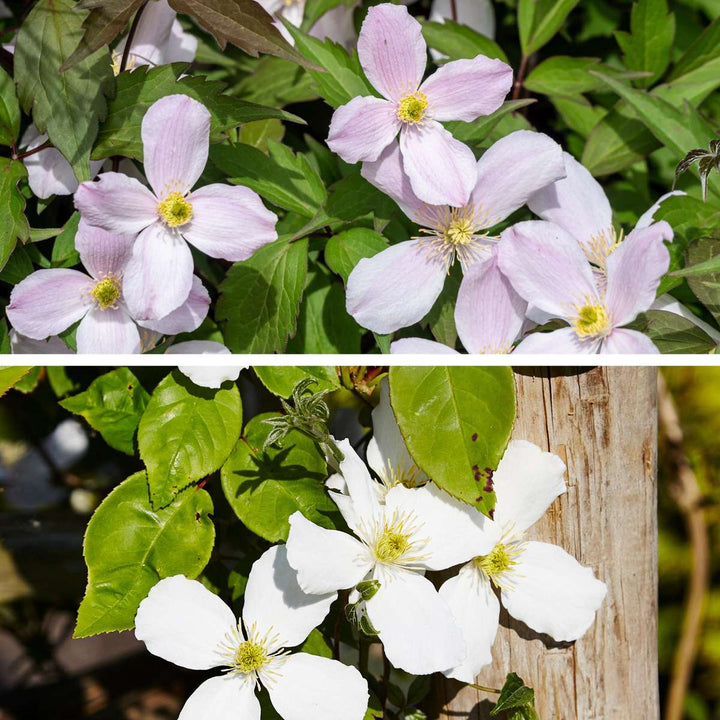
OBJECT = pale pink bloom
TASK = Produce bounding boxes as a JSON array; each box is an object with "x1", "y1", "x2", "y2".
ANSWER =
[
  {"x1": 9, "y1": 330, "x2": 73, "y2": 355},
  {"x1": 348, "y1": 130, "x2": 563, "y2": 334},
  {"x1": 309, "y1": 3, "x2": 359, "y2": 50},
  {"x1": 390, "y1": 338, "x2": 459, "y2": 354},
  {"x1": 255, "y1": 0, "x2": 306, "y2": 44},
  {"x1": 497, "y1": 153, "x2": 673, "y2": 353},
  {"x1": 74, "y1": 94, "x2": 278, "y2": 320},
  {"x1": 327, "y1": 3, "x2": 512, "y2": 207},
  {"x1": 167, "y1": 341, "x2": 245, "y2": 388},
  {"x1": 440, "y1": 441, "x2": 607, "y2": 683},
  {"x1": 6, "y1": 220, "x2": 209, "y2": 354}
]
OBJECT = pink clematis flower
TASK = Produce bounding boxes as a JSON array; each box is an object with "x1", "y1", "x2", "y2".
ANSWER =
[
  {"x1": 496, "y1": 152, "x2": 674, "y2": 353},
  {"x1": 327, "y1": 3, "x2": 512, "y2": 207},
  {"x1": 347, "y1": 130, "x2": 564, "y2": 334},
  {"x1": 497, "y1": 220, "x2": 672, "y2": 354},
  {"x1": 6, "y1": 220, "x2": 210, "y2": 354},
  {"x1": 74, "y1": 94, "x2": 279, "y2": 320}
]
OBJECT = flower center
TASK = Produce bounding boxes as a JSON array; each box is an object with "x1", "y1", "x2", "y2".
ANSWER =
[
  {"x1": 397, "y1": 92, "x2": 428, "y2": 124},
  {"x1": 233, "y1": 640, "x2": 268, "y2": 674},
  {"x1": 375, "y1": 529, "x2": 411, "y2": 563},
  {"x1": 574, "y1": 303, "x2": 610, "y2": 338},
  {"x1": 585, "y1": 227, "x2": 624, "y2": 271},
  {"x1": 90, "y1": 275, "x2": 121, "y2": 310},
  {"x1": 445, "y1": 218, "x2": 475, "y2": 246},
  {"x1": 158, "y1": 191, "x2": 193, "y2": 227},
  {"x1": 474, "y1": 542, "x2": 523, "y2": 587},
  {"x1": 385, "y1": 461, "x2": 423, "y2": 489},
  {"x1": 111, "y1": 51, "x2": 136, "y2": 76}
]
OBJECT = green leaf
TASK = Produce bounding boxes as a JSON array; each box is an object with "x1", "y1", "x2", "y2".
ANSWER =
[
  {"x1": 615, "y1": 0, "x2": 675, "y2": 88},
  {"x1": 518, "y1": 0, "x2": 580, "y2": 56},
  {"x1": 235, "y1": 56, "x2": 318, "y2": 107},
  {"x1": 388, "y1": 367, "x2": 515, "y2": 516},
  {"x1": 444, "y1": 99, "x2": 536, "y2": 150},
  {"x1": 426, "y1": 265, "x2": 461, "y2": 348},
  {"x1": 669, "y1": 15, "x2": 720, "y2": 80},
  {"x1": 0, "y1": 159, "x2": 30, "y2": 270},
  {"x1": 51, "y1": 212, "x2": 81, "y2": 268},
  {"x1": 283, "y1": 24, "x2": 375, "y2": 108},
  {"x1": 635, "y1": 310, "x2": 717, "y2": 353},
  {"x1": 94, "y1": 64, "x2": 303, "y2": 161},
  {"x1": 63, "y1": 0, "x2": 144, "y2": 70},
  {"x1": 74, "y1": 472, "x2": 215, "y2": 637},
  {"x1": 325, "y1": 228, "x2": 388, "y2": 284},
  {"x1": 239, "y1": 118, "x2": 285, "y2": 152},
  {"x1": 323, "y1": 173, "x2": 396, "y2": 227},
  {"x1": 490, "y1": 673, "x2": 536, "y2": 717},
  {"x1": 254, "y1": 366, "x2": 340, "y2": 398},
  {"x1": 0, "y1": 66, "x2": 20, "y2": 147},
  {"x1": 210, "y1": 141, "x2": 325, "y2": 219},
  {"x1": 421, "y1": 19, "x2": 507, "y2": 63},
  {"x1": 300, "y1": 628, "x2": 333, "y2": 658},
  {"x1": 0, "y1": 367, "x2": 33, "y2": 397},
  {"x1": 524, "y1": 56, "x2": 643, "y2": 96},
  {"x1": 217, "y1": 237, "x2": 309, "y2": 353},
  {"x1": 59, "y1": 368, "x2": 150, "y2": 455},
  {"x1": 15, "y1": 0, "x2": 114, "y2": 180},
  {"x1": 685, "y1": 236, "x2": 720, "y2": 325},
  {"x1": 286, "y1": 266, "x2": 363, "y2": 353},
  {"x1": 46, "y1": 366, "x2": 78, "y2": 398},
  {"x1": 167, "y1": 0, "x2": 319, "y2": 69},
  {"x1": 221, "y1": 413, "x2": 337, "y2": 542},
  {"x1": 138, "y1": 371, "x2": 242, "y2": 508}
]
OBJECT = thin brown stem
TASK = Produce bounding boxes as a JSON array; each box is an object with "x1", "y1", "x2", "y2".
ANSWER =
[
  {"x1": 120, "y1": 1, "x2": 148, "y2": 75},
  {"x1": 658, "y1": 374, "x2": 711, "y2": 720},
  {"x1": 468, "y1": 682, "x2": 503, "y2": 695},
  {"x1": 13, "y1": 139, "x2": 52, "y2": 161},
  {"x1": 449, "y1": 0, "x2": 458, "y2": 22},
  {"x1": 512, "y1": 54, "x2": 529, "y2": 101}
]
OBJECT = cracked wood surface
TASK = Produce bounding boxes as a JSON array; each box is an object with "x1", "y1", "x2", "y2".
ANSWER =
[{"x1": 431, "y1": 367, "x2": 659, "y2": 720}]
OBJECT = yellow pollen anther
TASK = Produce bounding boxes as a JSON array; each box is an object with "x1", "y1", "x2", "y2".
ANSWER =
[
  {"x1": 474, "y1": 542, "x2": 522, "y2": 587},
  {"x1": 158, "y1": 191, "x2": 193, "y2": 227},
  {"x1": 90, "y1": 275, "x2": 121, "y2": 310},
  {"x1": 397, "y1": 92, "x2": 428, "y2": 124},
  {"x1": 445, "y1": 218, "x2": 475, "y2": 246},
  {"x1": 233, "y1": 640, "x2": 268, "y2": 674},
  {"x1": 574, "y1": 303, "x2": 610, "y2": 338},
  {"x1": 375, "y1": 530, "x2": 411, "y2": 563},
  {"x1": 585, "y1": 228, "x2": 624, "y2": 271}
]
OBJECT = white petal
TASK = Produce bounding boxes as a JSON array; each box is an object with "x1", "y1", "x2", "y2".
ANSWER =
[
  {"x1": 178, "y1": 675, "x2": 259, "y2": 720},
  {"x1": 492, "y1": 440, "x2": 567, "y2": 537},
  {"x1": 383, "y1": 483, "x2": 495, "y2": 570},
  {"x1": 76, "y1": 307, "x2": 142, "y2": 354},
  {"x1": 439, "y1": 563, "x2": 499, "y2": 683},
  {"x1": 366, "y1": 566, "x2": 465, "y2": 675},
  {"x1": 286, "y1": 512, "x2": 374, "y2": 596},
  {"x1": 365, "y1": 377, "x2": 426, "y2": 488},
  {"x1": 242, "y1": 546, "x2": 336, "y2": 653},
  {"x1": 501, "y1": 541, "x2": 607, "y2": 641},
  {"x1": 267, "y1": 653, "x2": 368, "y2": 720},
  {"x1": 134, "y1": 576, "x2": 237, "y2": 670},
  {"x1": 167, "y1": 341, "x2": 242, "y2": 388}
]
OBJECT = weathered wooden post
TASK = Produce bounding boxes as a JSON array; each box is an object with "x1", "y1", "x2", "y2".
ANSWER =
[{"x1": 431, "y1": 367, "x2": 659, "y2": 720}]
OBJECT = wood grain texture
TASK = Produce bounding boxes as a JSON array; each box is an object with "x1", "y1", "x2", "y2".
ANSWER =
[{"x1": 431, "y1": 367, "x2": 659, "y2": 720}]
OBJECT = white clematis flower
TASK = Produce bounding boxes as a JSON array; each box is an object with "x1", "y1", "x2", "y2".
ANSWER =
[
  {"x1": 167, "y1": 340, "x2": 245, "y2": 388},
  {"x1": 135, "y1": 545, "x2": 369, "y2": 720},
  {"x1": 439, "y1": 440, "x2": 608, "y2": 683},
  {"x1": 286, "y1": 439, "x2": 494, "y2": 675}
]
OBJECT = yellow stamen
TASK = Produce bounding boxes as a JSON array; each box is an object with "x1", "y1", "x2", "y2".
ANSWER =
[
  {"x1": 233, "y1": 641, "x2": 268, "y2": 674},
  {"x1": 573, "y1": 303, "x2": 610, "y2": 338},
  {"x1": 585, "y1": 228, "x2": 624, "y2": 270},
  {"x1": 157, "y1": 191, "x2": 193, "y2": 228},
  {"x1": 397, "y1": 92, "x2": 428, "y2": 124},
  {"x1": 445, "y1": 218, "x2": 475, "y2": 246},
  {"x1": 474, "y1": 542, "x2": 524, "y2": 588},
  {"x1": 375, "y1": 530, "x2": 411, "y2": 563},
  {"x1": 90, "y1": 275, "x2": 121, "y2": 310}
]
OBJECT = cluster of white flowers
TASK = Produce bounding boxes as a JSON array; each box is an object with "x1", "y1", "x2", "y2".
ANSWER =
[{"x1": 135, "y1": 379, "x2": 607, "y2": 718}]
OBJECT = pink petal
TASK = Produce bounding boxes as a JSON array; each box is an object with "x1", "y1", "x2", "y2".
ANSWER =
[
  {"x1": 183, "y1": 184, "x2": 278, "y2": 261},
  {"x1": 605, "y1": 222, "x2": 671, "y2": 326},
  {"x1": 470, "y1": 131, "x2": 565, "y2": 227},
  {"x1": 357, "y1": 4, "x2": 427, "y2": 101},
  {"x1": 420, "y1": 56, "x2": 512, "y2": 122},
  {"x1": 527, "y1": 152, "x2": 612, "y2": 250},
  {"x1": 139, "y1": 275, "x2": 210, "y2": 335},
  {"x1": 122, "y1": 223, "x2": 195, "y2": 321},
  {"x1": 497, "y1": 221, "x2": 601, "y2": 319},
  {"x1": 327, "y1": 96, "x2": 400, "y2": 164},
  {"x1": 309, "y1": 4, "x2": 357, "y2": 50},
  {"x1": 634, "y1": 191, "x2": 685, "y2": 231},
  {"x1": 346, "y1": 240, "x2": 448, "y2": 333},
  {"x1": 7, "y1": 269, "x2": 91, "y2": 339},
  {"x1": 142, "y1": 94, "x2": 210, "y2": 197},
  {"x1": 400, "y1": 121, "x2": 476, "y2": 207},
  {"x1": 514, "y1": 327, "x2": 601, "y2": 354},
  {"x1": 455, "y1": 252, "x2": 526, "y2": 353},
  {"x1": 74, "y1": 172, "x2": 157, "y2": 234},
  {"x1": 361, "y1": 142, "x2": 426, "y2": 223},
  {"x1": 164, "y1": 18, "x2": 198, "y2": 63},
  {"x1": 124, "y1": 0, "x2": 177, "y2": 66},
  {"x1": 390, "y1": 338, "x2": 459, "y2": 354},
  {"x1": 76, "y1": 307, "x2": 141, "y2": 354},
  {"x1": 75, "y1": 218, "x2": 135, "y2": 280},
  {"x1": 600, "y1": 328, "x2": 659, "y2": 354}
]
